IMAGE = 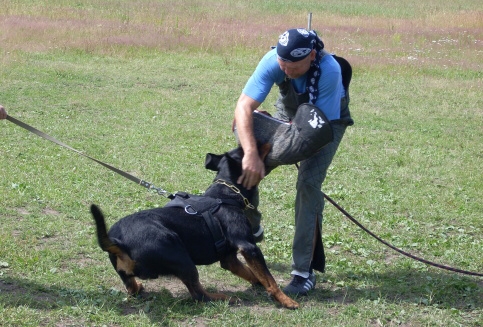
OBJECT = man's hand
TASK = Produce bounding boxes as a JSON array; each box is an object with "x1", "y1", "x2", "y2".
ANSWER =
[{"x1": 237, "y1": 151, "x2": 265, "y2": 190}]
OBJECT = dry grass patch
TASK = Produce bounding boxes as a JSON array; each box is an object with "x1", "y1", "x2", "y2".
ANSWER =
[{"x1": 2, "y1": 5, "x2": 482, "y2": 72}]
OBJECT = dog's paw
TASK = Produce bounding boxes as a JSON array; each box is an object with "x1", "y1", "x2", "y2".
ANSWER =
[
  {"x1": 127, "y1": 281, "x2": 144, "y2": 296},
  {"x1": 273, "y1": 290, "x2": 300, "y2": 309},
  {"x1": 283, "y1": 298, "x2": 300, "y2": 310}
]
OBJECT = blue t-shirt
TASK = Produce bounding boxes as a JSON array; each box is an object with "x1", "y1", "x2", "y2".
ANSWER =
[{"x1": 242, "y1": 48, "x2": 344, "y2": 121}]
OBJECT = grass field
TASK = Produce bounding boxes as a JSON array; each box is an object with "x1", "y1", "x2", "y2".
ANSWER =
[{"x1": 1, "y1": 1, "x2": 482, "y2": 326}]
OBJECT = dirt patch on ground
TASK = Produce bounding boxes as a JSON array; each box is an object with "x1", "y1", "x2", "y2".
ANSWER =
[{"x1": 0, "y1": 279, "x2": 59, "y2": 309}]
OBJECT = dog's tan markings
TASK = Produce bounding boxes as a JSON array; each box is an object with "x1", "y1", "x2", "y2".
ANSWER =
[
  {"x1": 125, "y1": 278, "x2": 144, "y2": 295},
  {"x1": 258, "y1": 143, "x2": 271, "y2": 161},
  {"x1": 221, "y1": 253, "x2": 259, "y2": 284},
  {"x1": 105, "y1": 244, "x2": 123, "y2": 256},
  {"x1": 240, "y1": 251, "x2": 299, "y2": 309},
  {"x1": 206, "y1": 292, "x2": 237, "y2": 304},
  {"x1": 105, "y1": 245, "x2": 136, "y2": 276},
  {"x1": 116, "y1": 253, "x2": 136, "y2": 275}
]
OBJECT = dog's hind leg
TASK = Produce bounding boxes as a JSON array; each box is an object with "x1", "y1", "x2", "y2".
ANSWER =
[
  {"x1": 91, "y1": 204, "x2": 144, "y2": 295},
  {"x1": 175, "y1": 260, "x2": 233, "y2": 303},
  {"x1": 108, "y1": 253, "x2": 144, "y2": 295},
  {"x1": 239, "y1": 244, "x2": 299, "y2": 309},
  {"x1": 117, "y1": 270, "x2": 144, "y2": 295}
]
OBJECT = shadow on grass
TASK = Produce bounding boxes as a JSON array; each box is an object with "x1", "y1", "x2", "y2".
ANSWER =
[
  {"x1": 0, "y1": 275, "x2": 293, "y2": 322},
  {"x1": 1, "y1": 264, "x2": 481, "y2": 324},
  {"x1": 0, "y1": 277, "x2": 204, "y2": 317},
  {"x1": 267, "y1": 262, "x2": 482, "y2": 311}
]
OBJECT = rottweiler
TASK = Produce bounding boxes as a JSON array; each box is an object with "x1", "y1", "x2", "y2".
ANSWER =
[{"x1": 90, "y1": 144, "x2": 299, "y2": 309}]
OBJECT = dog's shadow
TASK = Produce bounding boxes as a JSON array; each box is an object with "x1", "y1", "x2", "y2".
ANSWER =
[
  {"x1": 0, "y1": 276, "x2": 237, "y2": 324},
  {"x1": 0, "y1": 274, "x2": 289, "y2": 320},
  {"x1": 1, "y1": 264, "x2": 481, "y2": 323}
]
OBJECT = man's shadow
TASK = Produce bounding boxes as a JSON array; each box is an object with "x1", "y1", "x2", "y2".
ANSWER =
[{"x1": 267, "y1": 262, "x2": 482, "y2": 310}]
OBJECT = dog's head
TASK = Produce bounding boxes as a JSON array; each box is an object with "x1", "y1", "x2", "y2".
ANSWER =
[{"x1": 204, "y1": 143, "x2": 271, "y2": 189}]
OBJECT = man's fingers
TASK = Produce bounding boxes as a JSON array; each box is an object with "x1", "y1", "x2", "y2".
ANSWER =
[
  {"x1": 237, "y1": 170, "x2": 260, "y2": 190},
  {"x1": 237, "y1": 173, "x2": 246, "y2": 187},
  {"x1": 238, "y1": 154, "x2": 265, "y2": 190}
]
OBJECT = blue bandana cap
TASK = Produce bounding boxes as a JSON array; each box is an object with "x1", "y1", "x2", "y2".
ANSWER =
[{"x1": 277, "y1": 28, "x2": 323, "y2": 62}]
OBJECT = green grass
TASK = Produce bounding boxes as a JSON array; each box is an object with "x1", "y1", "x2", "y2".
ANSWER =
[{"x1": 1, "y1": 1, "x2": 482, "y2": 326}]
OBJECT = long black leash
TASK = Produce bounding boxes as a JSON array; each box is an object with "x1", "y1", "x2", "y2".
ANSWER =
[
  {"x1": 5, "y1": 115, "x2": 482, "y2": 277},
  {"x1": 322, "y1": 192, "x2": 483, "y2": 277},
  {"x1": 294, "y1": 171, "x2": 483, "y2": 277},
  {"x1": 5, "y1": 115, "x2": 174, "y2": 199}
]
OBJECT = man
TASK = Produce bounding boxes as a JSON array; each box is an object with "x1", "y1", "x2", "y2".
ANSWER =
[
  {"x1": 0, "y1": 105, "x2": 7, "y2": 119},
  {"x1": 234, "y1": 28, "x2": 353, "y2": 296}
]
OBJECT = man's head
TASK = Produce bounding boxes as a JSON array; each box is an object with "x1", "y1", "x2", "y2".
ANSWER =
[
  {"x1": 276, "y1": 28, "x2": 322, "y2": 78},
  {"x1": 277, "y1": 28, "x2": 315, "y2": 62}
]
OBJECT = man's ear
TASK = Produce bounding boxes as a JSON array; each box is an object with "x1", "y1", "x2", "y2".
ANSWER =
[
  {"x1": 205, "y1": 153, "x2": 223, "y2": 171},
  {"x1": 310, "y1": 49, "x2": 317, "y2": 61}
]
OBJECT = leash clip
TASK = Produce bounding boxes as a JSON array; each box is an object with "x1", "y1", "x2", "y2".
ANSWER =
[{"x1": 140, "y1": 180, "x2": 174, "y2": 199}]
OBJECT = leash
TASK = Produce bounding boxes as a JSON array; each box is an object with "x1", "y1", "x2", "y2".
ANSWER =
[
  {"x1": 5, "y1": 115, "x2": 481, "y2": 276},
  {"x1": 5, "y1": 116, "x2": 257, "y2": 211},
  {"x1": 323, "y1": 192, "x2": 483, "y2": 277},
  {"x1": 294, "y1": 164, "x2": 482, "y2": 277},
  {"x1": 6, "y1": 115, "x2": 174, "y2": 199},
  {"x1": 6, "y1": 115, "x2": 255, "y2": 259}
]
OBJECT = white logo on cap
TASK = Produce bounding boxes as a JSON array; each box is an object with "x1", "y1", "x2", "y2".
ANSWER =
[
  {"x1": 290, "y1": 48, "x2": 312, "y2": 58},
  {"x1": 297, "y1": 28, "x2": 310, "y2": 36},
  {"x1": 279, "y1": 31, "x2": 289, "y2": 46}
]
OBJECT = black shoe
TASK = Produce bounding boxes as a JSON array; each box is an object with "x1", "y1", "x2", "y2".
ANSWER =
[
  {"x1": 282, "y1": 273, "x2": 316, "y2": 296},
  {"x1": 252, "y1": 225, "x2": 264, "y2": 243}
]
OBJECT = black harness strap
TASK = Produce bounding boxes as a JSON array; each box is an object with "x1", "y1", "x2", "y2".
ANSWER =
[
  {"x1": 164, "y1": 192, "x2": 241, "y2": 256},
  {"x1": 201, "y1": 210, "x2": 226, "y2": 256}
]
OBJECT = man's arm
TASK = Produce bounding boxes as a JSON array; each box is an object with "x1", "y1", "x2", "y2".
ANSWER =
[{"x1": 234, "y1": 93, "x2": 265, "y2": 189}]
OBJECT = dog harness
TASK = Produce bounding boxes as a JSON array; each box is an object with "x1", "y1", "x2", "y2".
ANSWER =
[{"x1": 164, "y1": 192, "x2": 240, "y2": 256}]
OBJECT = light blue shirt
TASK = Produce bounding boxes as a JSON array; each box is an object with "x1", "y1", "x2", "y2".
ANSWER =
[{"x1": 242, "y1": 48, "x2": 344, "y2": 121}]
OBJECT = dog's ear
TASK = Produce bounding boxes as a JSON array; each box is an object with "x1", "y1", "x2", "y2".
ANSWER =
[
  {"x1": 205, "y1": 153, "x2": 223, "y2": 171},
  {"x1": 258, "y1": 143, "x2": 271, "y2": 162}
]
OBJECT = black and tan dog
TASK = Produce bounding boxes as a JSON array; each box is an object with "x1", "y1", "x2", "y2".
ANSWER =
[{"x1": 90, "y1": 144, "x2": 299, "y2": 309}]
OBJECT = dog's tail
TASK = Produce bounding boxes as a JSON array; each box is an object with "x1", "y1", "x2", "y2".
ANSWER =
[
  {"x1": 90, "y1": 204, "x2": 141, "y2": 294},
  {"x1": 90, "y1": 204, "x2": 118, "y2": 253}
]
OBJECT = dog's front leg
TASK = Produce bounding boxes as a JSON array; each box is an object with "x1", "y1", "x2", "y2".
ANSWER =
[
  {"x1": 220, "y1": 252, "x2": 260, "y2": 285},
  {"x1": 239, "y1": 246, "x2": 299, "y2": 309}
]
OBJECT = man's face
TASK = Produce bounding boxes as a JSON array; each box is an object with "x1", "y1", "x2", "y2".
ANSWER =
[{"x1": 277, "y1": 50, "x2": 315, "y2": 79}]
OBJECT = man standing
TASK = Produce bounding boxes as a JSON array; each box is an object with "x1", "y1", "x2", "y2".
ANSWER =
[{"x1": 234, "y1": 28, "x2": 353, "y2": 296}]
